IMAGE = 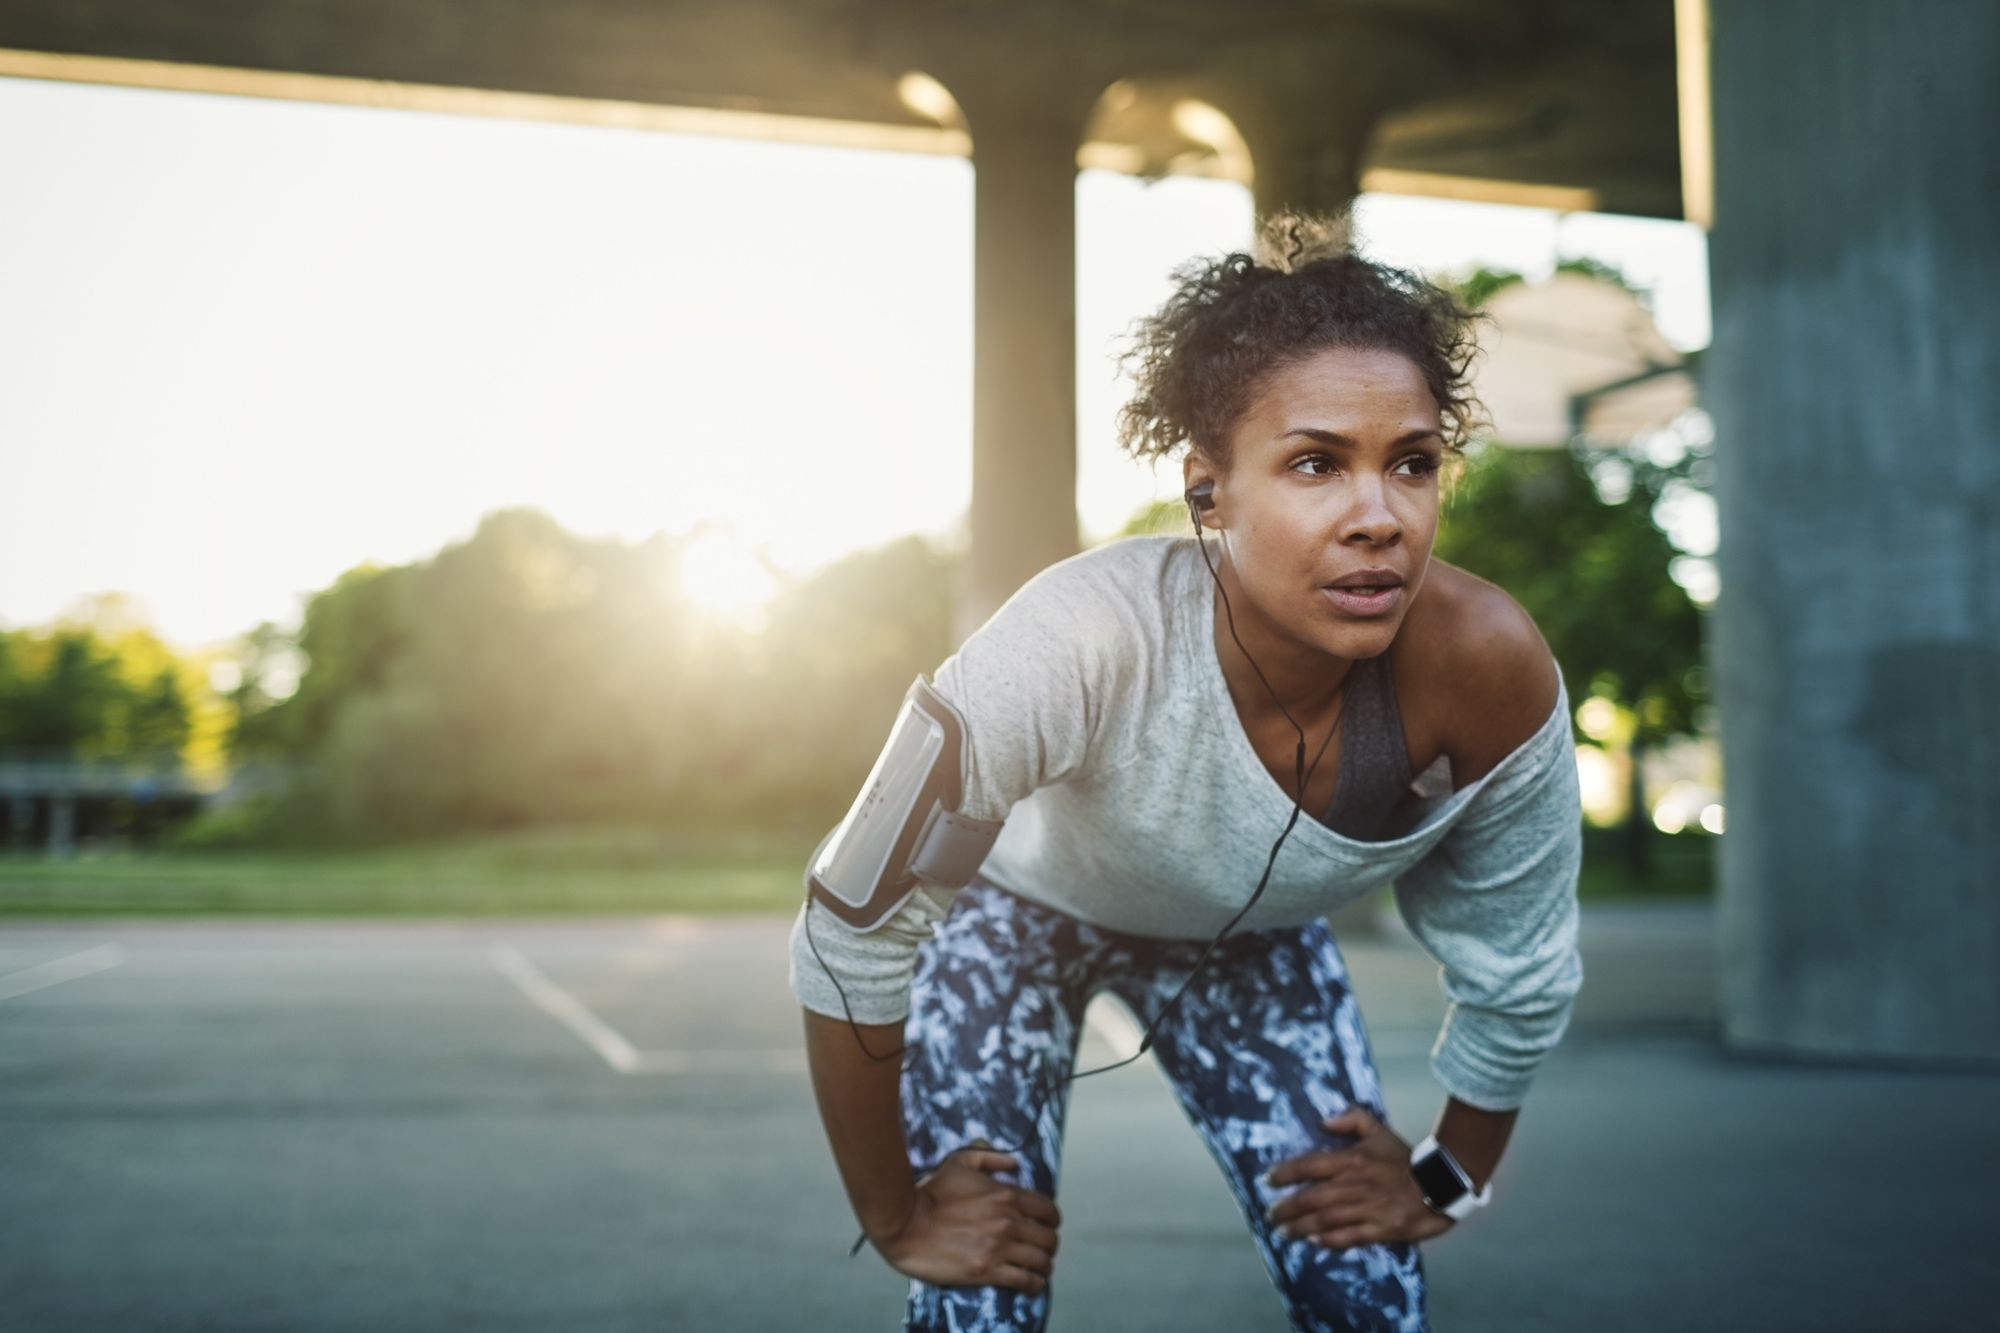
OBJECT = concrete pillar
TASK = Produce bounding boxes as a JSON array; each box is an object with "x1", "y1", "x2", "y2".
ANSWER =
[
  {"x1": 1238, "y1": 110, "x2": 1371, "y2": 225},
  {"x1": 955, "y1": 89, "x2": 1094, "y2": 641},
  {"x1": 1708, "y1": 0, "x2": 2000, "y2": 1064},
  {"x1": 1190, "y1": 38, "x2": 1407, "y2": 229}
]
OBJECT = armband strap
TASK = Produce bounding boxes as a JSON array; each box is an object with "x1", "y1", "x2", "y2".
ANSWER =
[
  {"x1": 804, "y1": 673, "x2": 1006, "y2": 933},
  {"x1": 907, "y1": 806, "x2": 1005, "y2": 887}
]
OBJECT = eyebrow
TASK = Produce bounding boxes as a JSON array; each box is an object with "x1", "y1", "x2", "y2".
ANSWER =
[{"x1": 1282, "y1": 428, "x2": 1444, "y2": 448}]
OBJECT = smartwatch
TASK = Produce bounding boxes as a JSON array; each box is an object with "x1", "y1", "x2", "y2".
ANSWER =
[{"x1": 1409, "y1": 1134, "x2": 1493, "y2": 1220}]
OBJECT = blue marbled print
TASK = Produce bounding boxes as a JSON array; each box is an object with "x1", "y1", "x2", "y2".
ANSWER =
[{"x1": 899, "y1": 877, "x2": 1429, "y2": 1333}]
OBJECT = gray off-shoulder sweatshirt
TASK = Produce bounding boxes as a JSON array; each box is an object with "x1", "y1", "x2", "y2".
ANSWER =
[{"x1": 789, "y1": 533, "x2": 1585, "y2": 1112}]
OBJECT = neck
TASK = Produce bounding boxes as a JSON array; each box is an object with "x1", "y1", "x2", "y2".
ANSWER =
[{"x1": 1207, "y1": 547, "x2": 1356, "y2": 728}]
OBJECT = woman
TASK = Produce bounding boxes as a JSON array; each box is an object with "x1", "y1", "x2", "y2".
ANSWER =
[{"x1": 790, "y1": 211, "x2": 1585, "y2": 1333}]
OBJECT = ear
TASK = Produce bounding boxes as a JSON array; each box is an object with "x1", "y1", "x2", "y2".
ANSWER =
[{"x1": 1181, "y1": 452, "x2": 1220, "y2": 530}]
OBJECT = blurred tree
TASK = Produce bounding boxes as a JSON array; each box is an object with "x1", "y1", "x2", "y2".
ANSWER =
[
  {"x1": 1437, "y1": 444, "x2": 1705, "y2": 740},
  {"x1": 218, "y1": 506, "x2": 960, "y2": 843},
  {"x1": 0, "y1": 609, "x2": 204, "y2": 769},
  {"x1": 749, "y1": 535, "x2": 959, "y2": 826},
  {"x1": 224, "y1": 620, "x2": 304, "y2": 759},
  {"x1": 1119, "y1": 498, "x2": 1189, "y2": 540},
  {"x1": 0, "y1": 634, "x2": 16, "y2": 749},
  {"x1": 4, "y1": 631, "x2": 129, "y2": 755},
  {"x1": 1433, "y1": 442, "x2": 1707, "y2": 879},
  {"x1": 125, "y1": 667, "x2": 193, "y2": 759}
]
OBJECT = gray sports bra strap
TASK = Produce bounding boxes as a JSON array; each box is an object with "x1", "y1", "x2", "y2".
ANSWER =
[{"x1": 1322, "y1": 653, "x2": 1417, "y2": 841}]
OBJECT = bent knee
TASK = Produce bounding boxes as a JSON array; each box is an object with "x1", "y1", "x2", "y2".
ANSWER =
[{"x1": 1272, "y1": 1239, "x2": 1428, "y2": 1333}]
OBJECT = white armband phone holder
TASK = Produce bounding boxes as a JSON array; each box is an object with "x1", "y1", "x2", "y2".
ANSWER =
[{"x1": 805, "y1": 674, "x2": 1005, "y2": 933}]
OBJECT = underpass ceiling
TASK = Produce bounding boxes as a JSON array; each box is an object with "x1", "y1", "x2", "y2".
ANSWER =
[{"x1": 0, "y1": 0, "x2": 1682, "y2": 218}]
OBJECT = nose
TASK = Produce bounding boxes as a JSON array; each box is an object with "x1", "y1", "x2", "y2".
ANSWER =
[{"x1": 1338, "y1": 475, "x2": 1402, "y2": 545}]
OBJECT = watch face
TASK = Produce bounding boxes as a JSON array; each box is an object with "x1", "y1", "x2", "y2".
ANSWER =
[{"x1": 1411, "y1": 1149, "x2": 1469, "y2": 1208}]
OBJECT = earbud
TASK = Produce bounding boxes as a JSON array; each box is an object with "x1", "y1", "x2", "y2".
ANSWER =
[{"x1": 1185, "y1": 481, "x2": 1215, "y2": 527}]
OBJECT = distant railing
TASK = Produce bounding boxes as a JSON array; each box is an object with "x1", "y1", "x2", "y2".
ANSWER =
[
  {"x1": 0, "y1": 750, "x2": 220, "y2": 800},
  {"x1": 0, "y1": 750, "x2": 299, "y2": 855}
]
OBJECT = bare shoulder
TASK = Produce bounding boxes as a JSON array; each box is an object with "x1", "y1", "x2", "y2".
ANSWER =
[{"x1": 1394, "y1": 559, "x2": 1562, "y2": 789}]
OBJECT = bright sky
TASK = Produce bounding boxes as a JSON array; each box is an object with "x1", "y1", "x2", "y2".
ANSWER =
[{"x1": 0, "y1": 74, "x2": 1710, "y2": 649}]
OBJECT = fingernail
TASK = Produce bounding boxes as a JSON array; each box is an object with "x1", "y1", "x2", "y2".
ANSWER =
[
  {"x1": 1275, "y1": 1224, "x2": 1295, "y2": 1241},
  {"x1": 1258, "y1": 1168, "x2": 1273, "y2": 1187}
]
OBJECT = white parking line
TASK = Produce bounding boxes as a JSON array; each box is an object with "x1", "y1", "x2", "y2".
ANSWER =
[
  {"x1": 490, "y1": 944, "x2": 641, "y2": 1071},
  {"x1": 488, "y1": 944, "x2": 802, "y2": 1075},
  {"x1": 1085, "y1": 995, "x2": 1149, "y2": 1063},
  {"x1": 0, "y1": 943, "x2": 126, "y2": 1001}
]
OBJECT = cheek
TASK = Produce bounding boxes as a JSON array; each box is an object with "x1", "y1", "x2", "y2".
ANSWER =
[
  {"x1": 1400, "y1": 494, "x2": 1441, "y2": 542},
  {"x1": 1248, "y1": 500, "x2": 1323, "y2": 549}
]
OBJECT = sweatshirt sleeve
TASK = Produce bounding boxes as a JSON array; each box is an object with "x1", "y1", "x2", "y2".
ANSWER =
[
  {"x1": 788, "y1": 551, "x2": 1140, "y2": 1024},
  {"x1": 1390, "y1": 678, "x2": 1586, "y2": 1112}
]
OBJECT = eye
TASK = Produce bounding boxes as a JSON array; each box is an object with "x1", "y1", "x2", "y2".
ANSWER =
[{"x1": 1290, "y1": 452, "x2": 1441, "y2": 479}]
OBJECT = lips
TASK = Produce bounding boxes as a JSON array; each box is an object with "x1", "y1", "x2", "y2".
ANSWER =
[
  {"x1": 1321, "y1": 583, "x2": 1404, "y2": 617},
  {"x1": 1324, "y1": 569, "x2": 1404, "y2": 589}
]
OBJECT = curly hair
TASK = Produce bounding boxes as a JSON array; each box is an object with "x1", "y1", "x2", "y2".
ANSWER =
[{"x1": 1114, "y1": 209, "x2": 1490, "y2": 475}]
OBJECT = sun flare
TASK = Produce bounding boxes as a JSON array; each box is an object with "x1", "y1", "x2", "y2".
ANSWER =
[{"x1": 676, "y1": 529, "x2": 778, "y2": 622}]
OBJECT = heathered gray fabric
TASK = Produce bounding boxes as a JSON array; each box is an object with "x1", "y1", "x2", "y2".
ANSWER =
[
  {"x1": 788, "y1": 533, "x2": 1585, "y2": 1112},
  {"x1": 1322, "y1": 651, "x2": 1417, "y2": 839}
]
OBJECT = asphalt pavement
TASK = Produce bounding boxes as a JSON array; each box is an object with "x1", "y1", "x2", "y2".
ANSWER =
[{"x1": 1, "y1": 901, "x2": 1992, "y2": 1331}]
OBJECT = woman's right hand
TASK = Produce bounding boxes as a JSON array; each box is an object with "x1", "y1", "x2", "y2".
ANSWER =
[{"x1": 875, "y1": 1141, "x2": 1062, "y2": 1294}]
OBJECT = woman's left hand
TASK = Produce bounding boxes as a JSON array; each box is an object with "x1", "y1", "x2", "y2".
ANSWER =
[{"x1": 1262, "y1": 1106, "x2": 1457, "y2": 1249}]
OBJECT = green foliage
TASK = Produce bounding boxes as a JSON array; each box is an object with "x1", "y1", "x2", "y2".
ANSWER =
[
  {"x1": 1436, "y1": 442, "x2": 1707, "y2": 744},
  {"x1": 164, "y1": 792, "x2": 293, "y2": 852},
  {"x1": 746, "y1": 534, "x2": 959, "y2": 819},
  {"x1": 1119, "y1": 498, "x2": 1190, "y2": 539},
  {"x1": 1453, "y1": 257, "x2": 1649, "y2": 311},
  {"x1": 0, "y1": 622, "x2": 195, "y2": 764},
  {"x1": 1453, "y1": 265, "x2": 1527, "y2": 310},
  {"x1": 215, "y1": 509, "x2": 961, "y2": 845}
]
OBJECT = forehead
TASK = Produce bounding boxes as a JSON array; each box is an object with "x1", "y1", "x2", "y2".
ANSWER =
[{"x1": 1242, "y1": 345, "x2": 1439, "y2": 431}]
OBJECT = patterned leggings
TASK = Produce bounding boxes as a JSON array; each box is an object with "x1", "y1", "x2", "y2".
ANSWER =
[{"x1": 900, "y1": 876, "x2": 1430, "y2": 1333}]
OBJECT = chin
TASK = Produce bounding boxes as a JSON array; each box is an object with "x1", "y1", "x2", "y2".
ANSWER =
[
  {"x1": 1339, "y1": 628, "x2": 1400, "y2": 659},
  {"x1": 1308, "y1": 615, "x2": 1398, "y2": 659}
]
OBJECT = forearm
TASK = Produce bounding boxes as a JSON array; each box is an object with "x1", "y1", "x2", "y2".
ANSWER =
[
  {"x1": 1432, "y1": 1096, "x2": 1519, "y2": 1194},
  {"x1": 802, "y1": 1009, "x2": 919, "y2": 1242}
]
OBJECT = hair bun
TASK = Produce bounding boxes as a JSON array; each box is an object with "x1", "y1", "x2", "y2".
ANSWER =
[{"x1": 1253, "y1": 208, "x2": 1357, "y2": 273}]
